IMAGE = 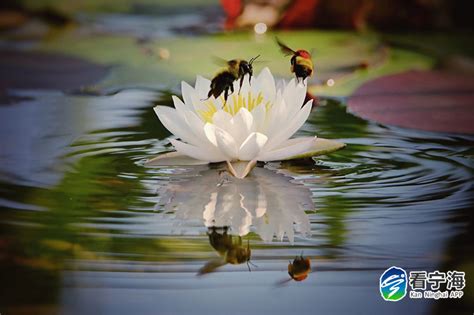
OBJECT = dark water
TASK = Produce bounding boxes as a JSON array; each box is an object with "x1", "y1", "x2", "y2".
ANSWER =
[{"x1": 0, "y1": 89, "x2": 472, "y2": 315}]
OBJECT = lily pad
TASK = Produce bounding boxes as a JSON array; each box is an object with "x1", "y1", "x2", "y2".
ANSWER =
[
  {"x1": 145, "y1": 151, "x2": 208, "y2": 166},
  {"x1": 347, "y1": 70, "x2": 474, "y2": 134},
  {"x1": 16, "y1": 0, "x2": 218, "y2": 15},
  {"x1": 38, "y1": 30, "x2": 433, "y2": 96},
  {"x1": 285, "y1": 138, "x2": 346, "y2": 160}
]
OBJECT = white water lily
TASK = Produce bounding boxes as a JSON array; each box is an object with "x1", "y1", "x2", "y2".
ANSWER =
[{"x1": 147, "y1": 67, "x2": 345, "y2": 178}]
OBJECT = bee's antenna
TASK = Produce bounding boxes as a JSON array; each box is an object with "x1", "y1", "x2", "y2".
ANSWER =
[
  {"x1": 246, "y1": 259, "x2": 258, "y2": 272},
  {"x1": 246, "y1": 239, "x2": 258, "y2": 272},
  {"x1": 248, "y1": 261, "x2": 258, "y2": 268},
  {"x1": 249, "y1": 54, "x2": 260, "y2": 65}
]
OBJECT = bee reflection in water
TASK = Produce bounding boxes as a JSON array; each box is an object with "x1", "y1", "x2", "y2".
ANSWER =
[
  {"x1": 288, "y1": 254, "x2": 311, "y2": 281},
  {"x1": 198, "y1": 226, "x2": 256, "y2": 275},
  {"x1": 275, "y1": 253, "x2": 312, "y2": 285}
]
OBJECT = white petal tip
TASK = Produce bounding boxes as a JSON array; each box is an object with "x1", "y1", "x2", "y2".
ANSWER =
[{"x1": 226, "y1": 160, "x2": 257, "y2": 179}]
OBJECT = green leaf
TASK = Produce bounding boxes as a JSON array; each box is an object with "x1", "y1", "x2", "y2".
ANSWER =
[{"x1": 39, "y1": 30, "x2": 432, "y2": 97}]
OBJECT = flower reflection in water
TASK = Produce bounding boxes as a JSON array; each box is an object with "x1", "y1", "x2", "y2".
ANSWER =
[
  {"x1": 157, "y1": 166, "x2": 313, "y2": 244},
  {"x1": 156, "y1": 166, "x2": 314, "y2": 275}
]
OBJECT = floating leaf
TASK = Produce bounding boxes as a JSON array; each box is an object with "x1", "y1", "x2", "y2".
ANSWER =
[
  {"x1": 285, "y1": 138, "x2": 346, "y2": 160},
  {"x1": 348, "y1": 70, "x2": 474, "y2": 134},
  {"x1": 145, "y1": 151, "x2": 208, "y2": 166}
]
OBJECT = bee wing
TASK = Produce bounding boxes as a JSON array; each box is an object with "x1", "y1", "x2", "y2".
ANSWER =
[
  {"x1": 274, "y1": 278, "x2": 292, "y2": 287},
  {"x1": 250, "y1": 59, "x2": 269, "y2": 65},
  {"x1": 276, "y1": 37, "x2": 296, "y2": 56},
  {"x1": 197, "y1": 258, "x2": 227, "y2": 275},
  {"x1": 310, "y1": 48, "x2": 316, "y2": 64},
  {"x1": 211, "y1": 55, "x2": 232, "y2": 66}
]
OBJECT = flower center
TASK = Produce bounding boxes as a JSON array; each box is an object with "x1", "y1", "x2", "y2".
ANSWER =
[{"x1": 198, "y1": 91, "x2": 271, "y2": 123}]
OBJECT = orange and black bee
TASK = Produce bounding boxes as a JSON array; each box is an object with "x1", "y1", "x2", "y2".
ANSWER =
[
  {"x1": 276, "y1": 38, "x2": 313, "y2": 83},
  {"x1": 288, "y1": 254, "x2": 311, "y2": 281},
  {"x1": 208, "y1": 55, "x2": 260, "y2": 102}
]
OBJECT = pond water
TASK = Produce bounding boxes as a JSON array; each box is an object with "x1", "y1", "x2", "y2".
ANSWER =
[{"x1": 0, "y1": 88, "x2": 472, "y2": 315}]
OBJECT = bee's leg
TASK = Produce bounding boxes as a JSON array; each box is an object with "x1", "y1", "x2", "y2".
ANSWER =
[
  {"x1": 238, "y1": 75, "x2": 244, "y2": 94},
  {"x1": 202, "y1": 90, "x2": 213, "y2": 101},
  {"x1": 224, "y1": 88, "x2": 229, "y2": 106}
]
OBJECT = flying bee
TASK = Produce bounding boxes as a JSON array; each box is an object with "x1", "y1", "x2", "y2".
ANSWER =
[
  {"x1": 208, "y1": 55, "x2": 260, "y2": 103},
  {"x1": 288, "y1": 253, "x2": 311, "y2": 281},
  {"x1": 198, "y1": 226, "x2": 256, "y2": 275},
  {"x1": 276, "y1": 38, "x2": 313, "y2": 83}
]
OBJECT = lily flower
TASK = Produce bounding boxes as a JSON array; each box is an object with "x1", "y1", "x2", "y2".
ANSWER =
[{"x1": 146, "y1": 67, "x2": 344, "y2": 178}]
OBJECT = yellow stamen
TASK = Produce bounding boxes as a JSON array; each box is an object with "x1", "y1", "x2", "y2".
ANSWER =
[{"x1": 197, "y1": 91, "x2": 272, "y2": 123}]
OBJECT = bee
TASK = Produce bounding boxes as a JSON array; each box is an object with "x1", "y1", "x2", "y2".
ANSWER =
[
  {"x1": 288, "y1": 253, "x2": 311, "y2": 281},
  {"x1": 208, "y1": 55, "x2": 260, "y2": 103},
  {"x1": 276, "y1": 38, "x2": 313, "y2": 83},
  {"x1": 198, "y1": 226, "x2": 256, "y2": 275}
]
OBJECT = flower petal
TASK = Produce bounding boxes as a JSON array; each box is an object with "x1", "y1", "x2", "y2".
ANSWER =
[
  {"x1": 226, "y1": 160, "x2": 257, "y2": 179},
  {"x1": 232, "y1": 107, "x2": 254, "y2": 145},
  {"x1": 254, "y1": 67, "x2": 275, "y2": 102},
  {"x1": 154, "y1": 105, "x2": 202, "y2": 146},
  {"x1": 172, "y1": 95, "x2": 188, "y2": 119},
  {"x1": 238, "y1": 132, "x2": 268, "y2": 161},
  {"x1": 203, "y1": 123, "x2": 218, "y2": 146},
  {"x1": 170, "y1": 139, "x2": 226, "y2": 162},
  {"x1": 264, "y1": 100, "x2": 313, "y2": 151},
  {"x1": 181, "y1": 80, "x2": 210, "y2": 114},
  {"x1": 231, "y1": 73, "x2": 251, "y2": 96},
  {"x1": 212, "y1": 110, "x2": 233, "y2": 130},
  {"x1": 251, "y1": 104, "x2": 266, "y2": 133},
  {"x1": 195, "y1": 75, "x2": 211, "y2": 99},
  {"x1": 263, "y1": 93, "x2": 288, "y2": 137},
  {"x1": 258, "y1": 137, "x2": 316, "y2": 161},
  {"x1": 214, "y1": 126, "x2": 239, "y2": 159},
  {"x1": 181, "y1": 81, "x2": 195, "y2": 108},
  {"x1": 283, "y1": 78, "x2": 307, "y2": 118},
  {"x1": 172, "y1": 97, "x2": 211, "y2": 147},
  {"x1": 181, "y1": 109, "x2": 209, "y2": 144}
]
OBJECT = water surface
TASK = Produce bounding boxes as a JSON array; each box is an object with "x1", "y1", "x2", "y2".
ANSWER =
[{"x1": 0, "y1": 90, "x2": 472, "y2": 315}]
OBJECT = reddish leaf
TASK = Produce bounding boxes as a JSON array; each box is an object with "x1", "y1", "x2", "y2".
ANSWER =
[{"x1": 348, "y1": 70, "x2": 474, "y2": 134}]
